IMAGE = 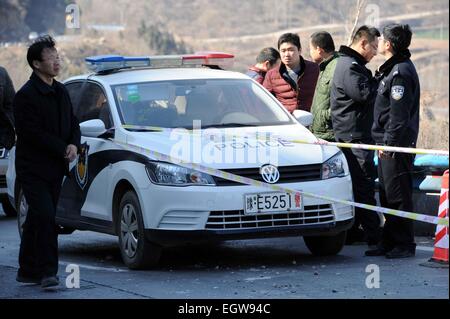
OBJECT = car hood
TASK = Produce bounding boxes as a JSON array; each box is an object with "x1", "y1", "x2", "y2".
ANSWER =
[{"x1": 123, "y1": 124, "x2": 341, "y2": 169}]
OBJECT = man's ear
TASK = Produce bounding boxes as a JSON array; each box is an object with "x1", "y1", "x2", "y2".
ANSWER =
[
  {"x1": 360, "y1": 39, "x2": 368, "y2": 49},
  {"x1": 32, "y1": 60, "x2": 40, "y2": 70},
  {"x1": 262, "y1": 60, "x2": 271, "y2": 71},
  {"x1": 385, "y1": 40, "x2": 393, "y2": 51}
]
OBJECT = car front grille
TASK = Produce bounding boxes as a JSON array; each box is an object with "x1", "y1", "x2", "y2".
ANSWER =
[
  {"x1": 206, "y1": 204, "x2": 334, "y2": 230},
  {"x1": 213, "y1": 164, "x2": 322, "y2": 186}
]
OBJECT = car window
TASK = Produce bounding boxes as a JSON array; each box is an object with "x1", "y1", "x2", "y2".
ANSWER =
[
  {"x1": 65, "y1": 82, "x2": 83, "y2": 116},
  {"x1": 67, "y1": 81, "x2": 113, "y2": 129},
  {"x1": 112, "y1": 79, "x2": 293, "y2": 129}
]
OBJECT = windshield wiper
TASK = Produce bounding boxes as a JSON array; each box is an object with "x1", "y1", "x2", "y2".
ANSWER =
[
  {"x1": 125, "y1": 128, "x2": 163, "y2": 132},
  {"x1": 199, "y1": 123, "x2": 260, "y2": 129}
]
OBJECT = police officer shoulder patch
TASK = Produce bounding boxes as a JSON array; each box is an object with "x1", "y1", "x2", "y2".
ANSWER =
[{"x1": 391, "y1": 85, "x2": 405, "y2": 100}]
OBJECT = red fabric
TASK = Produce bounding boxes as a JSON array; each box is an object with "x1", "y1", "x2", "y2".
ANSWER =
[{"x1": 263, "y1": 58, "x2": 319, "y2": 113}]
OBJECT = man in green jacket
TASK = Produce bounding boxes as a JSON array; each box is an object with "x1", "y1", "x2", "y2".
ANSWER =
[{"x1": 309, "y1": 31, "x2": 339, "y2": 141}]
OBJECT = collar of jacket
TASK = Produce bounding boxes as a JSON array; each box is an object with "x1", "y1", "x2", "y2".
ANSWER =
[
  {"x1": 279, "y1": 55, "x2": 306, "y2": 77},
  {"x1": 319, "y1": 51, "x2": 339, "y2": 71},
  {"x1": 376, "y1": 49, "x2": 411, "y2": 76},
  {"x1": 338, "y1": 45, "x2": 367, "y2": 65},
  {"x1": 30, "y1": 72, "x2": 57, "y2": 95},
  {"x1": 279, "y1": 55, "x2": 306, "y2": 90}
]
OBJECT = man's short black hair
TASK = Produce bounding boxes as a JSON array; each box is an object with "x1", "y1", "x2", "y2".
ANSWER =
[
  {"x1": 256, "y1": 47, "x2": 280, "y2": 66},
  {"x1": 351, "y1": 25, "x2": 380, "y2": 45},
  {"x1": 27, "y1": 35, "x2": 56, "y2": 70},
  {"x1": 278, "y1": 33, "x2": 301, "y2": 50},
  {"x1": 382, "y1": 23, "x2": 412, "y2": 54},
  {"x1": 310, "y1": 31, "x2": 335, "y2": 53}
]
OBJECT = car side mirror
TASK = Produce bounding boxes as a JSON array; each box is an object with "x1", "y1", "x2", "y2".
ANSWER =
[
  {"x1": 80, "y1": 119, "x2": 107, "y2": 137},
  {"x1": 293, "y1": 110, "x2": 313, "y2": 127}
]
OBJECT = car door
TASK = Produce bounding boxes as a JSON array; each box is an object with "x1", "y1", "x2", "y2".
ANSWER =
[{"x1": 59, "y1": 80, "x2": 115, "y2": 230}]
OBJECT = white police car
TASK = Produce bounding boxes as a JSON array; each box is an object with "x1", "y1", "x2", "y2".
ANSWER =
[
  {"x1": 1, "y1": 148, "x2": 16, "y2": 216},
  {"x1": 7, "y1": 53, "x2": 354, "y2": 269}
]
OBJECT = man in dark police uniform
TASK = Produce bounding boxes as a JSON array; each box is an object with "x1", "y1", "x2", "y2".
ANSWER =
[{"x1": 366, "y1": 24, "x2": 420, "y2": 258}]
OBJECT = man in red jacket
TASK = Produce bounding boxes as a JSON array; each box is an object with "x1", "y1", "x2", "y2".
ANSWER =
[
  {"x1": 246, "y1": 47, "x2": 280, "y2": 85},
  {"x1": 263, "y1": 33, "x2": 319, "y2": 113}
]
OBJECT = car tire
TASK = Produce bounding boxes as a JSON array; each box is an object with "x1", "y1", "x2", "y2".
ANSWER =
[
  {"x1": 303, "y1": 231, "x2": 347, "y2": 256},
  {"x1": 1, "y1": 197, "x2": 17, "y2": 217},
  {"x1": 16, "y1": 187, "x2": 74, "y2": 238},
  {"x1": 16, "y1": 188, "x2": 28, "y2": 239},
  {"x1": 118, "y1": 190, "x2": 162, "y2": 269}
]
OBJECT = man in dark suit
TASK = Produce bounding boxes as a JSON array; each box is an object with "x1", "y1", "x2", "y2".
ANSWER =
[
  {"x1": 14, "y1": 36, "x2": 81, "y2": 289},
  {"x1": 331, "y1": 26, "x2": 382, "y2": 247}
]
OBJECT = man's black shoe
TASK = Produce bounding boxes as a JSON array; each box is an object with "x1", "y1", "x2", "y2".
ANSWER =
[
  {"x1": 16, "y1": 274, "x2": 41, "y2": 284},
  {"x1": 385, "y1": 247, "x2": 415, "y2": 259},
  {"x1": 365, "y1": 247, "x2": 388, "y2": 256},
  {"x1": 41, "y1": 276, "x2": 59, "y2": 289}
]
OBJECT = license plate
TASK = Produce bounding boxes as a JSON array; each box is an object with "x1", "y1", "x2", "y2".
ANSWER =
[{"x1": 244, "y1": 192, "x2": 303, "y2": 214}]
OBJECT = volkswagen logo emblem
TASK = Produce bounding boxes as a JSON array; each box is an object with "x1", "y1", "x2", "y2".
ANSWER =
[{"x1": 260, "y1": 164, "x2": 280, "y2": 184}]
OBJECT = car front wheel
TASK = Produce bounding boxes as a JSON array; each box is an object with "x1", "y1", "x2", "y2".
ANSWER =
[
  {"x1": 118, "y1": 190, "x2": 161, "y2": 269},
  {"x1": 16, "y1": 188, "x2": 28, "y2": 238},
  {"x1": 303, "y1": 231, "x2": 347, "y2": 256}
]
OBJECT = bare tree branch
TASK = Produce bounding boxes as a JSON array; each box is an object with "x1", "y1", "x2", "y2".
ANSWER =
[{"x1": 347, "y1": 0, "x2": 366, "y2": 46}]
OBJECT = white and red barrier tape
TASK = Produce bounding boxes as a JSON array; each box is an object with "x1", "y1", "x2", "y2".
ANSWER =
[
  {"x1": 115, "y1": 139, "x2": 449, "y2": 227},
  {"x1": 121, "y1": 124, "x2": 450, "y2": 157}
]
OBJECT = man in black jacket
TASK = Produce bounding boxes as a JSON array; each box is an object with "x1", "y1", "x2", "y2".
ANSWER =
[
  {"x1": 14, "y1": 36, "x2": 81, "y2": 288},
  {"x1": 331, "y1": 26, "x2": 381, "y2": 247},
  {"x1": 366, "y1": 24, "x2": 420, "y2": 258},
  {"x1": 0, "y1": 66, "x2": 15, "y2": 150}
]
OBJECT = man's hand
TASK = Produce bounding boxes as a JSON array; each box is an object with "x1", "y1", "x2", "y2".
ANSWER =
[{"x1": 65, "y1": 144, "x2": 78, "y2": 162}]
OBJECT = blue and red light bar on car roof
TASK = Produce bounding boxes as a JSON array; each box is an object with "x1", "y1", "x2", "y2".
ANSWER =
[{"x1": 85, "y1": 52, "x2": 234, "y2": 73}]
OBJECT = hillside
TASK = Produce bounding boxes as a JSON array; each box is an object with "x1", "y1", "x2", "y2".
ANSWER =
[{"x1": 0, "y1": 0, "x2": 448, "y2": 148}]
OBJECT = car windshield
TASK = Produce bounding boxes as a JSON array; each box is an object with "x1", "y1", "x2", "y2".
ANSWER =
[{"x1": 112, "y1": 79, "x2": 294, "y2": 129}]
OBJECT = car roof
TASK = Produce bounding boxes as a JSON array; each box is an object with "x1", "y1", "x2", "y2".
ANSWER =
[{"x1": 64, "y1": 67, "x2": 251, "y2": 86}]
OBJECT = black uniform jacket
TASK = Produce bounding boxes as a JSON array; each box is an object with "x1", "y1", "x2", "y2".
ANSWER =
[
  {"x1": 372, "y1": 50, "x2": 420, "y2": 147},
  {"x1": 14, "y1": 72, "x2": 81, "y2": 182},
  {"x1": 331, "y1": 46, "x2": 378, "y2": 142}
]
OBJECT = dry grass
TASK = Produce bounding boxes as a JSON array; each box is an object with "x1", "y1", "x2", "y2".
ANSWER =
[{"x1": 417, "y1": 91, "x2": 449, "y2": 150}]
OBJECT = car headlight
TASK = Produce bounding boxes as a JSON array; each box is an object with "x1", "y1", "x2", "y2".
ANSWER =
[
  {"x1": 145, "y1": 162, "x2": 216, "y2": 186},
  {"x1": 322, "y1": 152, "x2": 348, "y2": 179}
]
